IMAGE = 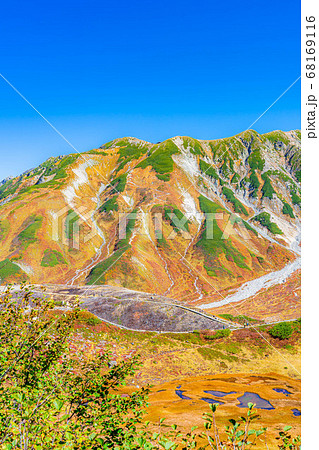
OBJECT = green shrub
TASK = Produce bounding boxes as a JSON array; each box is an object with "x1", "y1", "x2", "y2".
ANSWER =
[
  {"x1": 199, "y1": 159, "x2": 219, "y2": 180},
  {"x1": 99, "y1": 196, "x2": 119, "y2": 213},
  {"x1": 0, "y1": 258, "x2": 24, "y2": 282},
  {"x1": 222, "y1": 187, "x2": 248, "y2": 216},
  {"x1": 114, "y1": 140, "x2": 149, "y2": 173},
  {"x1": 17, "y1": 215, "x2": 43, "y2": 249},
  {"x1": 268, "y1": 322, "x2": 293, "y2": 340},
  {"x1": 110, "y1": 174, "x2": 127, "y2": 193},
  {"x1": 261, "y1": 173, "x2": 276, "y2": 199},
  {"x1": 197, "y1": 196, "x2": 250, "y2": 272},
  {"x1": 164, "y1": 205, "x2": 190, "y2": 233},
  {"x1": 248, "y1": 150, "x2": 265, "y2": 171},
  {"x1": 78, "y1": 310, "x2": 102, "y2": 326},
  {"x1": 249, "y1": 171, "x2": 260, "y2": 197},
  {"x1": 204, "y1": 328, "x2": 231, "y2": 340},
  {"x1": 53, "y1": 155, "x2": 79, "y2": 180},
  {"x1": 282, "y1": 202, "x2": 295, "y2": 218},
  {"x1": 0, "y1": 177, "x2": 22, "y2": 200},
  {"x1": 231, "y1": 173, "x2": 240, "y2": 184},
  {"x1": 219, "y1": 314, "x2": 259, "y2": 325},
  {"x1": 242, "y1": 220, "x2": 258, "y2": 236},
  {"x1": 86, "y1": 245, "x2": 129, "y2": 285},
  {"x1": 41, "y1": 249, "x2": 67, "y2": 267},
  {"x1": 182, "y1": 137, "x2": 204, "y2": 156},
  {"x1": 137, "y1": 139, "x2": 179, "y2": 181},
  {"x1": 0, "y1": 219, "x2": 10, "y2": 241},
  {"x1": 254, "y1": 212, "x2": 283, "y2": 235},
  {"x1": 264, "y1": 131, "x2": 290, "y2": 146},
  {"x1": 291, "y1": 191, "x2": 301, "y2": 205},
  {"x1": 295, "y1": 170, "x2": 301, "y2": 182}
]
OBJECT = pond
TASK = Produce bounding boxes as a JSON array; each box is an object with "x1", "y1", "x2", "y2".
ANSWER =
[
  {"x1": 175, "y1": 387, "x2": 191, "y2": 400},
  {"x1": 273, "y1": 388, "x2": 292, "y2": 397},
  {"x1": 237, "y1": 392, "x2": 274, "y2": 410},
  {"x1": 292, "y1": 408, "x2": 301, "y2": 417},
  {"x1": 204, "y1": 390, "x2": 236, "y2": 397}
]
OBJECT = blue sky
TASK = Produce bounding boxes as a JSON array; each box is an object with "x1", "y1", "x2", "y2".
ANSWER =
[{"x1": 0, "y1": 0, "x2": 300, "y2": 180}]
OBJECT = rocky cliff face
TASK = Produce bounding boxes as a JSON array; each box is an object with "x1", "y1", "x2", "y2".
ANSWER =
[{"x1": 0, "y1": 129, "x2": 300, "y2": 306}]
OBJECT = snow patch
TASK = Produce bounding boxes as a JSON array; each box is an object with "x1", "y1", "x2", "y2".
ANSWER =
[
  {"x1": 180, "y1": 189, "x2": 202, "y2": 224},
  {"x1": 62, "y1": 159, "x2": 98, "y2": 209},
  {"x1": 200, "y1": 257, "x2": 301, "y2": 309},
  {"x1": 171, "y1": 137, "x2": 200, "y2": 179}
]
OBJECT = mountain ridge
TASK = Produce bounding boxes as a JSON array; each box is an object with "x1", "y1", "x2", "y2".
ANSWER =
[{"x1": 0, "y1": 129, "x2": 300, "y2": 320}]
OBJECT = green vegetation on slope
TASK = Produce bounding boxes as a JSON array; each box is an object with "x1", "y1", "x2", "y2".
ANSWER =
[
  {"x1": 199, "y1": 159, "x2": 219, "y2": 180},
  {"x1": 182, "y1": 137, "x2": 204, "y2": 156},
  {"x1": 231, "y1": 173, "x2": 240, "y2": 184},
  {"x1": 49, "y1": 155, "x2": 79, "y2": 181},
  {"x1": 264, "y1": 131, "x2": 290, "y2": 146},
  {"x1": 86, "y1": 246, "x2": 129, "y2": 285},
  {"x1": 282, "y1": 201, "x2": 295, "y2": 219},
  {"x1": 261, "y1": 173, "x2": 276, "y2": 199},
  {"x1": 115, "y1": 209, "x2": 138, "y2": 250},
  {"x1": 99, "y1": 196, "x2": 119, "y2": 214},
  {"x1": 17, "y1": 215, "x2": 43, "y2": 249},
  {"x1": 247, "y1": 150, "x2": 265, "y2": 171},
  {"x1": 249, "y1": 171, "x2": 260, "y2": 197},
  {"x1": 164, "y1": 205, "x2": 190, "y2": 233},
  {"x1": 87, "y1": 210, "x2": 138, "y2": 285},
  {"x1": 220, "y1": 156, "x2": 234, "y2": 178},
  {"x1": 64, "y1": 210, "x2": 80, "y2": 244},
  {"x1": 41, "y1": 249, "x2": 67, "y2": 267},
  {"x1": 0, "y1": 258, "x2": 24, "y2": 282},
  {"x1": 112, "y1": 139, "x2": 149, "y2": 173},
  {"x1": 196, "y1": 195, "x2": 250, "y2": 275},
  {"x1": 137, "y1": 139, "x2": 179, "y2": 181},
  {"x1": 0, "y1": 219, "x2": 10, "y2": 240},
  {"x1": 6, "y1": 155, "x2": 81, "y2": 200},
  {"x1": 222, "y1": 187, "x2": 248, "y2": 216},
  {"x1": 291, "y1": 191, "x2": 301, "y2": 206},
  {"x1": 254, "y1": 212, "x2": 283, "y2": 235},
  {"x1": 110, "y1": 173, "x2": 127, "y2": 193},
  {"x1": 242, "y1": 219, "x2": 258, "y2": 236},
  {"x1": 295, "y1": 170, "x2": 301, "y2": 182}
]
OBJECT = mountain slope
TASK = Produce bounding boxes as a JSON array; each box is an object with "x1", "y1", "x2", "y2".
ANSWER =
[{"x1": 0, "y1": 129, "x2": 300, "y2": 310}]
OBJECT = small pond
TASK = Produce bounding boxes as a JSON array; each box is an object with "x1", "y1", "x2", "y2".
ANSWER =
[
  {"x1": 237, "y1": 392, "x2": 274, "y2": 410},
  {"x1": 175, "y1": 387, "x2": 191, "y2": 400},
  {"x1": 273, "y1": 388, "x2": 292, "y2": 397},
  {"x1": 204, "y1": 390, "x2": 236, "y2": 397},
  {"x1": 292, "y1": 408, "x2": 301, "y2": 417}
]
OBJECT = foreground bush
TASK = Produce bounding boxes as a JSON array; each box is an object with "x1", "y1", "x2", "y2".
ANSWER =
[
  {"x1": 268, "y1": 322, "x2": 293, "y2": 340},
  {"x1": 0, "y1": 285, "x2": 300, "y2": 449},
  {"x1": 0, "y1": 284, "x2": 148, "y2": 449}
]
